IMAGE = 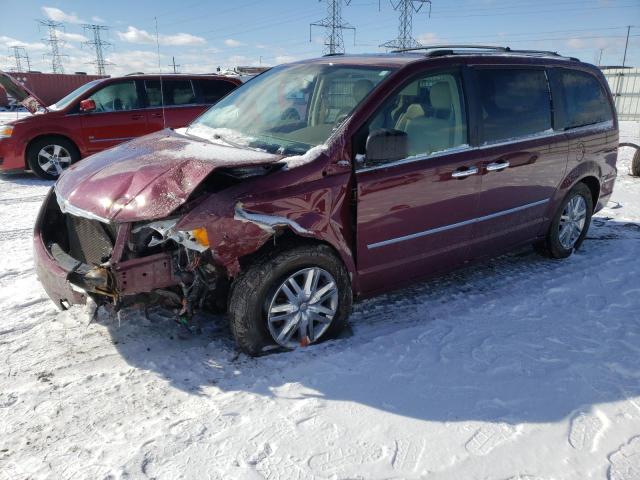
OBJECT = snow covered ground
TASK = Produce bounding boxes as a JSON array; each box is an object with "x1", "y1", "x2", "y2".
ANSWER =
[{"x1": 0, "y1": 123, "x2": 639, "y2": 480}]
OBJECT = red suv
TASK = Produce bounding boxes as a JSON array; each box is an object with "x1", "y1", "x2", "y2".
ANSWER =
[
  {"x1": 0, "y1": 72, "x2": 241, "y2": 179},
  {"x1": 33, "y1": 47, "x2": 618, "y2": 355}
]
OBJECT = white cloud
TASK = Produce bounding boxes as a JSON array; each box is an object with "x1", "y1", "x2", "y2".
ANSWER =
[
  {"x1": 416, "y1": 32, "x2": 442, "y2": 45},
  {"x1": 54, "y1": 30, "x2": 87, "y2": 43},
  {"x1": 105, "y1": 50, "x2": 165, "y2": 76},
  {"x1": 91, "y1": 16, "x2": 106, "y2": 23},
  {"x1": 117, "y1": 26, "x2": 205, "y2": 46},
  {"x1": 274, "y1": 55, "x2": 297, "y2": 64},
  {"x1": 0, "y1": 36, "x2": 47, "y2": 51},
  {"x1": 41, "y1": 6, "x2": 85, "y2": 24},
  {"x1": 224, "y1": 39, "x2": 245, "y2": 48}
]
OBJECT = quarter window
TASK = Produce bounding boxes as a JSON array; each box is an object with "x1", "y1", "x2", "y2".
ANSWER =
[
  {"x1": 475, "y1": 69, "x2": 552, "y2": 144},
  {"x1": 555, "y1": 70, "x2": 613, "y2": 129},
  {"x1": 358, "y1": 71, "x2": 468, "y2": 161},
  {"x1": 88, "y1": 81, "x2": 139, "y2": 112},
  {"x1": 199, "y1": 79, "x2": 236, "y2": 104}
]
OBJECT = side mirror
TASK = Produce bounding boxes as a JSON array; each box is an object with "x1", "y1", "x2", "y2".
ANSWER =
[
  {"x1": 79, "y1": 99, "x2": 96, "y2": 112},
  {"x1": 365, "y1": 128, "x2": 409, "y2": 164}
]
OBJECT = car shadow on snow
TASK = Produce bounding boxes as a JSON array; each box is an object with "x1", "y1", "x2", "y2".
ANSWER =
[{"x1": 96, "y1": 217, "x2": 640, "y2": 424}]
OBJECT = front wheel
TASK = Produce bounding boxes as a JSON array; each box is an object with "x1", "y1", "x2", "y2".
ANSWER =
[
  {"x1": 27, "y1": 137, "x2": 79, "y2": 180},
  {"x1": 228, "y1": 244, "x2": 352, "y2": 356},
  {"x1": 538, "y1": 183, "x2": 593, "y2": 259}
]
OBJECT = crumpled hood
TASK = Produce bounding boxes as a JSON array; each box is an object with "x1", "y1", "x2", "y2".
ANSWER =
[{"x1": 55, "y1": 129, "x2": 282, "y2": 222}]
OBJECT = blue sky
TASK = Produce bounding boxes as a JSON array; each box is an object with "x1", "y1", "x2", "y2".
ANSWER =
[{"x1": 1, "y1": 0, "x2": 638, "y2": 76}]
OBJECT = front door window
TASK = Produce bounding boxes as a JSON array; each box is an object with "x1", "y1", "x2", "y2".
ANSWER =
[
  {"x1": 356, "y1": 71, "x2": 468, "y2": 167},
  {"x1": 87, "y1": 81, "x2": 140, "y2": 112}
]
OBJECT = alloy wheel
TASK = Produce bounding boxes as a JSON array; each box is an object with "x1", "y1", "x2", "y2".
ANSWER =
[
  {"x1": 558, "y1": 195, "x2": 587, "y2": 250},
  {"x1": 37, "y1": 144, "x2": 71, "y2": 177},
  {"x1": 267, "y1": 267, "x2": 338, "y2": 348}
]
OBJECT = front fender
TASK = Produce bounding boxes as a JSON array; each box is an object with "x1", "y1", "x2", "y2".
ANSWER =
[{"x1": 176, "y1": 168, "x2": 356, "y2": 287}]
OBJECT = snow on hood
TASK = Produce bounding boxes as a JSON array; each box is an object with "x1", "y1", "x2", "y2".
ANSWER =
[
  {"x1": 55, "y1": 129, "x2": 283, "y2": 223},
  {"x1": 181, "y1": 123, "x2": 329, "y2": 170}
]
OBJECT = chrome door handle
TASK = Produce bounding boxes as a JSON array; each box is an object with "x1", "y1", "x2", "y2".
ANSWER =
[
  {"x1": 486, "y1": 161, "x2": 510, "y2": 172},
  {"x1": 451, "y1": 166, "x2": 479, "y2": 178}
]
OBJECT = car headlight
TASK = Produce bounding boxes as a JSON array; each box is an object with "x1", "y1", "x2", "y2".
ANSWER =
[
  {"x1": 0, "y1": 125, "x2": 14, "y2": 139},
  {"x1": 132, "y1": 219, "x2": 210, "y2": 252}
]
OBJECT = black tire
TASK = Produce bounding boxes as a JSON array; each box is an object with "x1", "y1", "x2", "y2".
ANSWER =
[
  {"x1": 537, "y1": 183, "x2": 593, "y2": 259},
  {"x1": 632, "y1": 148, "x2": 640, "y2": 177},
  {"x1": 228, "y1": 244, "x2": 352, "y2": 356},
  {"x1": 27, "y1": 136, "x2": 80, "y2": 180}
]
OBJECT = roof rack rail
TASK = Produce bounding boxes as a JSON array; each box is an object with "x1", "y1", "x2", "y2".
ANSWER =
[
  {"x1": 392, "y1": 44, "x2": 508, "y2": 53},
  {"x1": 323, "y1": 52, "x2": 345, "y2": 57},
  {"x1": 392, "y1": 44, "x2": 578, "y2": 61}
]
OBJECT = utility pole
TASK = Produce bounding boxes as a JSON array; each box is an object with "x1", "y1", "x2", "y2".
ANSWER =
[
  {"x1": 597, "y1": 48, "x2": 604, "y2": 66},
  {"x1": 169, "y1": 56, "x2": 180, "y2": 73},
  {"x1": 380, "y1": 0, "x2": 432, "y2": 50},
  {"x1": 622, "y1": 25, "x2": 631, "y2": 68},
  {"x1": 310, "y1": 0, "x2": 355, "y2": 55},
  {"x1": 10, "y1": 46, "x2": 31, "y2": 72},
  {"x1": 38, "y1": 19, "x2": 68, "y2": 73},
  {"x1": 82, "y1": 24, "x2": 112, "y2": 76}
]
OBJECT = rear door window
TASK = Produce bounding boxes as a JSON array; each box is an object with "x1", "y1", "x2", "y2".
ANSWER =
[
  {"x1": 553, "y1": 70, "x2": 613, "y2": 129},
  {"x1": 199, "y1": 79, "x2": 236, "y2": 104},
  {"x1": 88, "y1": 81, "x2": 140, "y2": 112},
  {"x1": 474, "y1": 68, "x2": 552, "y2": 144},
  {"x1": 144, "y1": 79, "x2": 196, "y2": 107}
]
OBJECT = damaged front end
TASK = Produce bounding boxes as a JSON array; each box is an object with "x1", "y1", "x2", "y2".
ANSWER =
[{"x1": 34, "y1": 188, "x2": 224, "y2": 322}]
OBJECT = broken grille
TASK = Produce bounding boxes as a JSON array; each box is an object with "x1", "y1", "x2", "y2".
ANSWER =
[{"x1": 65, "y1": 215, "x2": 115, "y2": 265}]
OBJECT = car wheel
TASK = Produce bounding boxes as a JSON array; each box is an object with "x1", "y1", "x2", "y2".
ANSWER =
[
  {"x1": 228, "y1": 244, "x2": 352, "y2": 356},
  {"x1": 631, "y1": 148, "x2": 640, "y2": 177},
  {"x1": 538, "y1": 183, "x2": 593, "y2": 259},
  {"x1": 27, "y1": 137, "x2": 79, "y2": 180}
]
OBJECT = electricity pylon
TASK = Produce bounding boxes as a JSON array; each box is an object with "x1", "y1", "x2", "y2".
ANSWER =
[
  {"x1": 380, "y1": 0, "x2": 432, "y2": 50},
  {"x1": 310, "y1": 0, "x2": 356, "y2": 55}
]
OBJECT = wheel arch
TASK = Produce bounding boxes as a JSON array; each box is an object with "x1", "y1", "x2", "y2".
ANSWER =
[
  {"x1": 25, "y1": 134, "x2": 80, "y2": 169},
  {"x1": 578, "y1": 175, "x2": 600, "y2": 212},
  {"x1": 237, "y1": 229, "x2": 354, "y2": 288}
]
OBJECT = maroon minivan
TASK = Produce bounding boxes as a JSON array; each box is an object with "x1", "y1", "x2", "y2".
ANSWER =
[
  {"x1": 33, "y1": 47, "x2": 618, "y2": 355},
  {"x1": 0, "y1": 72, "x2": 241, "y2": 179}
]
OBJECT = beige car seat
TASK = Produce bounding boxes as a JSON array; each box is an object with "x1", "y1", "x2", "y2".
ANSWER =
[{"x1": 404, "y1": 82, "x2": 454, "y2": 155}]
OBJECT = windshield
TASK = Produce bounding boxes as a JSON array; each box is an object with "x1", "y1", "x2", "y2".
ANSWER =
[
  {"x1": 187, "y1": 63, "x2": 393, "y2": 156},
  {"x1": 49, "y1": 79, "x2": 103, "y2": 110}
]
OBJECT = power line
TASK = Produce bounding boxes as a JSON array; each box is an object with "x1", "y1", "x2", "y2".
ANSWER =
[
  {"x1": 37, "y1": 19, "x2": 68, "y2": 74},
  {"x1": 169, "y1": 56, "x2": 181, "y2": 73},
  {"x1": 310, "y1": 0, "x2": 356, "y2": 55},
  {"x1": 380, "y1": 0, "x2": 432, "y2": 50},
  {"x1": 82, "y1": 24, "x2": 112, "y2": 76},
  {"x1": 10, "y1": 46, "x2": 31, "y2": 73}
]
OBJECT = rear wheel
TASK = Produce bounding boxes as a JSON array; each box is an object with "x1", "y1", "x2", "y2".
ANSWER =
[
  {"x1": 228, "y1": 244, "x2": 352, "y2": 356},
  {"x1": 537, "y1": 183, "x2": 593, "y2": 259},
  {"x1": 27, "y1": 137, "x2": 79, "y2": 180}
]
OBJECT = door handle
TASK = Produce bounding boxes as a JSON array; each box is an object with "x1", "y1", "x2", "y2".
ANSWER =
[
  {"x1": 131, "y1": 114, "x2": 144, "y2": 120},
  {"x1": 451, "y1": 166, "x2": 479, "y2": 178},
  {"x1": 486, "y1": 161, "x2": 510, "y2": 172}
]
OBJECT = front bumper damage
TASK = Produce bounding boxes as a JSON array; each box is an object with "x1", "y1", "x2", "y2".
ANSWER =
[{"x1": 34, "y1": 189, "x2": 207, "y2": 313}]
